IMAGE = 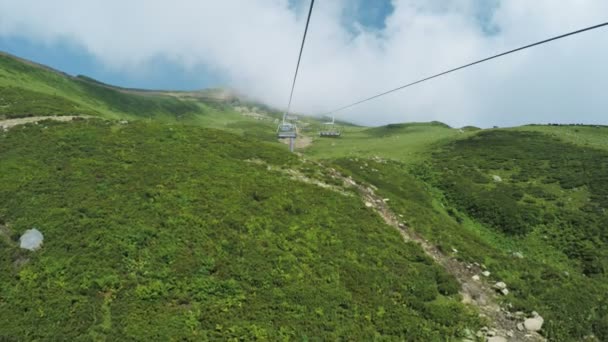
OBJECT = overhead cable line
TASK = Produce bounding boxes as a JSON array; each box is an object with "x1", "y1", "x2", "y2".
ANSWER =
[
  {"x1": 284, "y1": 0, "x2": 315, "y2": 123},
  {"x1": 321, "y1": 21, "x2": 608, "y2": 116}
]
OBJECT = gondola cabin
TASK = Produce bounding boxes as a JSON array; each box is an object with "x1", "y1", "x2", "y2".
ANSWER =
[
  {"x1": 277, "y1": 123, "x2": 297, "y2": 139},
  {"x1": 319, "y1": 122, "x2": 341, "y2": 137}
]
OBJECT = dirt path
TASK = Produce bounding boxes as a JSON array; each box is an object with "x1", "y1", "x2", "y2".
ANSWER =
[
  {"x1": 0, "y1": 115, "x2": 89, "y2": 130},
  {"x1": 278, "y1": 134, "x2": 313, "y2": 149},
  {"x1": 326, "y1": 167, "x2": 545, "y2": 342}
]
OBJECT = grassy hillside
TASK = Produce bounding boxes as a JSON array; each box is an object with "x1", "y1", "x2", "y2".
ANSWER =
[
  {"x1": 428, "y1": 130, "x2": 608, "y2": 340},
  {"x1": 517, "y1": 124, "x2": 608, "y2": 152},
  {"x1": 0, "y1": 52, "x2": 295, "y2": 145},
  {"x1": 322, "y1": 127, "x2": 608, "y2": 341},
  {"x1": 0, "y1": 53, "x2": 203, "y2": 120},
  {"x1": 0, "y1": 86, "x2": 100, "y2": 118},
  {"x1": 4, "y1": 50, "x2": 608, "y2": 340},
  {"x1": 0, "y1": 120, "x2": 479, "y2": 340},
  {"x1": 0, "y1": 53, "x2": 244, "y2": 123},
  {"x1": 305, "y1": 121, "x2": 473, "y2": 162}
]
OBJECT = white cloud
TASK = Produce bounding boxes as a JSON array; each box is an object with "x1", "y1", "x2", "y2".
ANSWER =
[{"x1": 0, "y1": 0, "x2": 607, "y2": 127}]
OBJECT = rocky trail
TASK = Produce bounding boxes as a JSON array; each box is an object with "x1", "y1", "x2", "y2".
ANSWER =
[
  {"x1": 0, "y1": 115, "x2": 90, "y2": 131},
  {"x1": 325, "y1": 167, "x2": 546, "y2": 342}
]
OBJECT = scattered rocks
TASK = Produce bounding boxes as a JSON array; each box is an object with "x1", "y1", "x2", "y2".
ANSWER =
[
  {"x1": 19, "y1": 228, "x2": 44, "y2": 251},
  {"x1": 482, "y1": 271, "x2": 491, "y2": 277},
  {"x1": 472, "y1": 275, "x2": 480, "y2": 281},
  {"x1": 383, "y1": 198, "x2": 390, "y2": 202},
  {"x1": 398, "y1": 223, "x2": 406, "y2": 229},
  {"x1": 365, "y1": 202, "x2": 373, "y2": 208},
  {"x1": 492, "y1": 175, "x2": 503, "y2": 182},
  {"x1": 493, "y1": 282, "x2": 509, "y2": 296},
  {"x1": 517, "y1": 323, "x2": 525, "y2": 331}
]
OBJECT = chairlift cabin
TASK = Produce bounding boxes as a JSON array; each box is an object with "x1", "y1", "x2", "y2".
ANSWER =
[
  {"x1": 277, "y1": 122, "x2": 297, "y2": 139},
  {"x1": 319, "y1": 119, "x2": 341, "y2": 138}
]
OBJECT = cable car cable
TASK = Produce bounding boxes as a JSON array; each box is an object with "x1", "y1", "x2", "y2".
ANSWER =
[
  {"x1": 320, "y1": 21, "x2": 608, "y2": 117},
  {"x1": 284, "y1": 0, "x2": 315, "y2": 122}
]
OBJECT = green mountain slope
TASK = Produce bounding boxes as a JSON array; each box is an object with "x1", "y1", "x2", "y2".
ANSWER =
[
  {"x1": 0, "y1": 52, "x2": 200, "y2": 120},
  {"x1": 0, "y1": 120, "x2": 478, "y2": 340},
  {"x1": 0, "y1": 52, "x2": 290, "y2": 142},
  {"x1": 3, "y1": 50, "x2": 608, "y2": 341},
  {"x1": 322, "y1": 127, "x2": 608, "y2": 341},
  {"x1": 305, "y1": 121, "x2": 472, "y2": 162}
]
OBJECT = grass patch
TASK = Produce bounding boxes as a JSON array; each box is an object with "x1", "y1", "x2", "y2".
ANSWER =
[{"x1": 0, "y1": 120, "x2": 479, "y2": 340}]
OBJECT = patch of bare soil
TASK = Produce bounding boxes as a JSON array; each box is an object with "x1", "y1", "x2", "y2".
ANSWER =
[
  {"x1": 0, "y1": 115, "x2": 91, "y2": 130},
  {"x1": 278, "y1": 134, "x2": 313, "y2": 150}
]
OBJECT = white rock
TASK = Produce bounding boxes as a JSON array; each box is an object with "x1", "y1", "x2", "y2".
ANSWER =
[
  {"x1": 383, "y1": 198, "x2": 390, "y2": 202},
  {"x1": 19, "y1": 228, "x2": 44, "y2": 251},
  {"x1": 472, "y1": 275, "x2": 480, "y2": 281},
  {"x1": 398, "y1": 223, "x2": 406, "y2": 228},
  {"x1": 494, "y1": 282, "x2": 507, "y2": 290},
  {"x1": 493, "y1": 175, "x2": 503, "y2": 182},
  {"x1": 513, "y1": 252, "x2": 524, "y2": 259},
  {"x1": 452, "y1": 248, "x2": 458, "y2": 253},
  {"x1": 516, "y1": 323, "x2": 525, "y2": 331},
  {"x1": 482, "y1": 271, "x2": 491, "y2": 277},
  {"x1": 365, "y1": 202, "x2": 373, "y2": 208},
  {"x1": 488, "y1": 337, "x2": 507, "y2": 342},
  {"x1": 501, "y1": 288, "x2": 509, "y2": 296},
  {"x1": 524, "y1": 317, "x2": 544, "y2": 332}
]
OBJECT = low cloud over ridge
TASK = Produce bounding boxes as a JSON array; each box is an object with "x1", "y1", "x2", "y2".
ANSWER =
[{"x1": 1, "y1": 0, "x2": 607, "y2": 127}]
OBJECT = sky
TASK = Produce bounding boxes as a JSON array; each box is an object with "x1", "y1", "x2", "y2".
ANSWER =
[{"x1": 0, "y1": 0, "x2": 607, "y2": 128}]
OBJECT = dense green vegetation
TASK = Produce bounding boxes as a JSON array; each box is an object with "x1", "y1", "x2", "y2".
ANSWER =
[
  {"x1": 0, "y1": 86, "x2": 100, "y2": 119},
  {"x1": 4, "y1": 49, "x2": 608, "y2": 341},
  {"x1": 426, "y1": 130, "x2": 608, "y2": 340},
  {"x1": 0, "y1": 120, "x2": 479, "y2": 340},
  {"x1": 434, "y1": 130, "x2": 608, "y2": 272},
  {"x1": 325, "y1": 129, "x2": 608, "y2": 341},
  {"x1": 518, "y1": 124, "x2": 608, "y2": 152}
]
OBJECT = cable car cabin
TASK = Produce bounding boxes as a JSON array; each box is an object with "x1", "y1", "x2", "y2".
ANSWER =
[
  {"x1": 319, "y1": 122, "x2": 341, "y2": 137},
  {"x1": 277, "y1": 123, "x2": 297, "y2": 139}
]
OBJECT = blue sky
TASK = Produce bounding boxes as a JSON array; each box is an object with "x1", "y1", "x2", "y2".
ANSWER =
[
  {"x1": 0, "y1": 0, "x2": 394, "y2": 91},
  {"x1": 0, "y1": 0, "x2": 607, "y2": 127},
  {"x1": 0, "y1": 34, "x2": 223, "y2": 90}
]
